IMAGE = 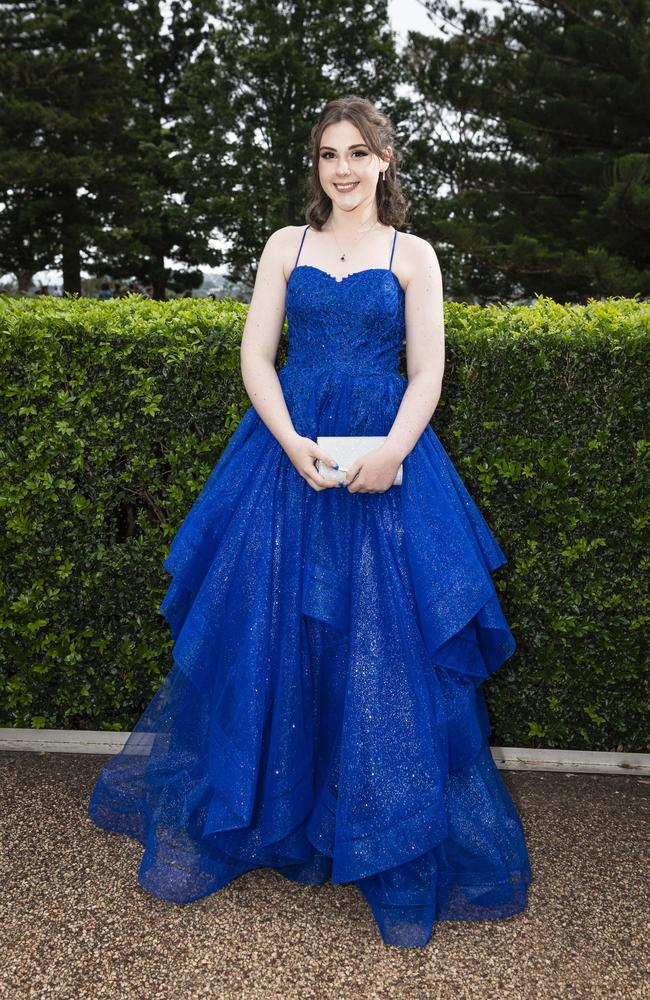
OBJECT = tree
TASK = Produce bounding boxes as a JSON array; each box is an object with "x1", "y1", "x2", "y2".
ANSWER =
[
  {"x1": 91, "y1": 0, "x2": 222, "y2": 299},
  {"x1": 401, "y1": 0, "x2": 650, "y2": 301},
  {"x1": 0, "y1": 0, "x2": 135, "y2": 294},
  {"x1": 0, "y1": 0, "x2": 224, "y2": 298},
  {"x1": 172, "y1": 0, "x2": 405, "y2": 284}
]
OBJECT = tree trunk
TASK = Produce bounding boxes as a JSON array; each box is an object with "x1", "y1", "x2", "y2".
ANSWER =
[
  {"x1": 60, "y1": 186, "x2": 82, "y2": 295},
  {"x1": 17, "y1": 270, "x2": 34, "y2": 294},
  {"x1": 150, "y1": 249, "x2": 167, "y2": 300}
]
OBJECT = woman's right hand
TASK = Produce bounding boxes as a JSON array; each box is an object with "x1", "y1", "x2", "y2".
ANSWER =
[{"x1": 283, "y1": 433, "x2": 342, "y2": 491}]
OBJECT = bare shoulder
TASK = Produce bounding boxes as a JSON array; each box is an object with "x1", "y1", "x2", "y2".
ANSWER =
[
  {"x1": 260, "y1": 225, "x2": 306, "y2": 281},
  {"x1": 396, "y1": 231, "x2": 441, "y2": 289},
  {"x1": 265, "y1": 223, "x2": 304, "y2": 246}
]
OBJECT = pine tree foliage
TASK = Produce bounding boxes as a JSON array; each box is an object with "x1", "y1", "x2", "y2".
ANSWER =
[
  {"x1": 0, "y1": 0, "x2": 132, "y2": 293},
  {"x1": 402, "y1": 0, "x2": 650, "y2": 301},
  {"x1": 0, "y1": 0, "x2": 222, "y2": 297}
]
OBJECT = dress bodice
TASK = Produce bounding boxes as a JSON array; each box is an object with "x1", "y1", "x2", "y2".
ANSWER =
[
  {"x1": 283, "y1": 266, "x2": 405, "y2": 375},
  {"x1": 280, "y1": 225, "x2": 406, "y2": 377},
  {"x1": 276, "y1": 226, "x2": 408, "y2": 438}
]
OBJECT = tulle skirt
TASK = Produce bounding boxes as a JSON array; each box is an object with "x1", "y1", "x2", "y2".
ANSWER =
[{"x1": 88, "y1": 368, "x2": 532, "y2": 946}]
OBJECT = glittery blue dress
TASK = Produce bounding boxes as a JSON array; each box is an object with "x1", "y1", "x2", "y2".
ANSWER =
[{"x1": 87, "y1": 225, "x2": 532, "y2": 947}]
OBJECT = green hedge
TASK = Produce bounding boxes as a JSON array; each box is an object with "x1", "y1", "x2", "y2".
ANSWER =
[{"x1": 0, "y1": 293, "x2": 647, "y2": 751}]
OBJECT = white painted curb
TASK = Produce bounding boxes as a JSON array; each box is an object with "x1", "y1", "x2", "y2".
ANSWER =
[
  {"x1": 491, "y1": 746, "x2": 649, "y2": 775},
  {"x1": 1, "y1": 728, "x2": 648, "y2": 775}
]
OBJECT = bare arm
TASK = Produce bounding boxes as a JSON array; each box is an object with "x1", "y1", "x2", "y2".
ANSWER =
[
  {"x1": 383, "y1": 238, "x2": 445, "y2": 464},
  {"x1": 239, "y1": 227, "x2": 340, "y2": 491},
  {"x1": 240, "y1": 228, "x2": 299, "y2": 452}
]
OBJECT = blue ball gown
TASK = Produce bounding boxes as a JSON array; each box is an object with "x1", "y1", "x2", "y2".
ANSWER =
[{"x1": 87, "y1": 224, "x2": 533, "y2": 947}]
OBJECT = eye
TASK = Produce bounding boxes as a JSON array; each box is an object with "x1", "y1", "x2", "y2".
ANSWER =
[{"x1": 320, "y1": 150, "x2": 369, "y2": 159}]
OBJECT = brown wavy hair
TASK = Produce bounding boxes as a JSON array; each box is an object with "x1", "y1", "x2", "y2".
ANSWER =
[{"x1": 304, "y1": 95, "x2": 408, "y2": 231}]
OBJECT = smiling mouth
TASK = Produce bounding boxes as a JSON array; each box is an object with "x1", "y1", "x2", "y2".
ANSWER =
[{"x1": 334, "y1": 182, "x2": 359, "y2": 192}]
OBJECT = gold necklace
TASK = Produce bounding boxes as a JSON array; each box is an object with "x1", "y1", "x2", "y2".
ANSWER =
[{"x1": 329, "y1": 220, "x2": 380, "y2": 262}]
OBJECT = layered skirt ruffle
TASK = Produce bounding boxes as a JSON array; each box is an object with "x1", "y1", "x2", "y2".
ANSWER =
[{"x1": 88, "y1": 367, "x2": 532, "y2": 947}]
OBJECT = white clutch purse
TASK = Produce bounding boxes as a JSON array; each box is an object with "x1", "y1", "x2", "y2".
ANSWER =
[{"x1": 315, "y1": 435, "x2": 403, "y2": 486}]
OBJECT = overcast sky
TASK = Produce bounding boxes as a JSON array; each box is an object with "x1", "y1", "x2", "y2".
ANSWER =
[{"x1": 389, "y1": 0, "x2": 502, "y2": 43}]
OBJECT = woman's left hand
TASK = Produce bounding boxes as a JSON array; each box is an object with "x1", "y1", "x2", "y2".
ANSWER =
[{"x1": 344, "y1": 443, "x2": 403, "y2": 493}]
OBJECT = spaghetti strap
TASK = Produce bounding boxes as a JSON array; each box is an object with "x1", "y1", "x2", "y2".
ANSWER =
[
  {"x1": 294, "y1": 225, "x2": 310, "y2": 269},
  {"x1": 389, "y1": 227, "x2": 398, "y2": 271}
]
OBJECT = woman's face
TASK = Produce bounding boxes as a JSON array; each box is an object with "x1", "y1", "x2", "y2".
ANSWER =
[{"x1": 318, "y1": 120, "x2": 389, "y2": 209}]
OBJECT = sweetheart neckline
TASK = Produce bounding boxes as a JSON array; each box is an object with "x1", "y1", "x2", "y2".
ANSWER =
[{"x1": 288, "y1": 264, "x2": 405, "y2": 294}]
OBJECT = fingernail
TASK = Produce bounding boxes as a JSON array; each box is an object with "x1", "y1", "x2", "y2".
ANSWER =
[{"x1": 331, "y1": 462, "x2": 338, "y2": 469}]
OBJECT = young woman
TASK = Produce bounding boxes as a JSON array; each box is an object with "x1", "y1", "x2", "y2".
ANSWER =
[{"x1": 88, "y1": 95, "x2": 532, "y2": 948}]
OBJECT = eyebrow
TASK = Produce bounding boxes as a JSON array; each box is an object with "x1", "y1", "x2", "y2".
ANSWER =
[{"x1": 319, "y1": 143, "x2": 369, "y2": 151}]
